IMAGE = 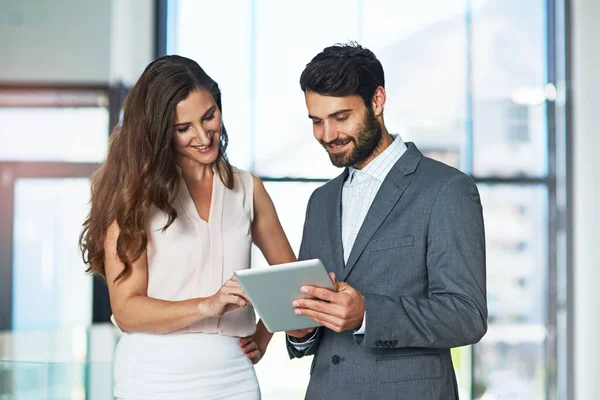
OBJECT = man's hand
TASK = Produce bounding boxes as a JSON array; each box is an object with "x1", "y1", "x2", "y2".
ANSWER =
[{"x1": 292, "y1": 272, "x2": 365, "y2": 333}]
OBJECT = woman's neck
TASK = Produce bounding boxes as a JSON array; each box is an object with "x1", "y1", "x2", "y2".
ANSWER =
[{"x1": 177, "y1": 157, "x2": 214, "y2": 183}]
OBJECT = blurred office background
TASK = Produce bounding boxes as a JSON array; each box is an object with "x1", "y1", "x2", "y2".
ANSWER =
[{"x1": 0, "y1": 0, "x2": 597, "y2": 399}]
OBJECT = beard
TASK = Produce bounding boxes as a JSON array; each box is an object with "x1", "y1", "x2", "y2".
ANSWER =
[{"x1": 320, "y1": 108, "x2": 383, "y2": 168}]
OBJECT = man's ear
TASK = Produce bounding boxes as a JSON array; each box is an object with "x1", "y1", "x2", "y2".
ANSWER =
[{"x1": 371, "y1": 86, "x2": 386, "y2": 117}]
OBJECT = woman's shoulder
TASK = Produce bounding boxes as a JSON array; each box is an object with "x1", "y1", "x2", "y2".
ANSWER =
[
  {"x1": 229, "y1": 167, "x2": 268, "y2": 211},
  {"x1": 230, "y1": 166, "x2": 256, "y2": 190},
  {"x1": 231, "y1": 165, "x2": 250, "y2": 176}
]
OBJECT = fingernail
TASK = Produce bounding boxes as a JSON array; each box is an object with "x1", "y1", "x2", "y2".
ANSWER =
[
  {"x1": 292, "y1": 301, "x2": 299, "y2": 307},
  {"x1": 301, "y1": 287, "x2": 308, "y2": 293},
  {"x1": 294, "y1": 309, "x2": 302, "y2": 315}
]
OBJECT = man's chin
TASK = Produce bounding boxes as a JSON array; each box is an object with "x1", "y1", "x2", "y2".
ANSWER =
[{"x1": 328, "y1": 152, "x2": 351, "y2": 168}]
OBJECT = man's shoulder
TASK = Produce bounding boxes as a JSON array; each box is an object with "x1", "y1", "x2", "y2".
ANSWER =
[{"x1": 415, "y1": 155, "x2": 474, "y2": 189}]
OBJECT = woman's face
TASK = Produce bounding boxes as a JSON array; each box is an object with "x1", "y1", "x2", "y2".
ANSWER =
[{"x1": 173, "y1": 89, "x2": 222, "y2": 166}]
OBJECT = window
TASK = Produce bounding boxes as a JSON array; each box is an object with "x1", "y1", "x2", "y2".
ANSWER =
[
  {"x1": 165, "y1": 0, "x2": 565, "y2": 398},
  {"x1": 12, "y1": 178, "x2": 94, "y2": 330},
  {"x1": 0, "y1": 87, "x2": 110, "y2": 332},
  {"x1": 471, "y1": 0, "x2": 548, "y2": 178},
  {"x1": 474, "y1": 185, "x2": 548, "y2": 399}
]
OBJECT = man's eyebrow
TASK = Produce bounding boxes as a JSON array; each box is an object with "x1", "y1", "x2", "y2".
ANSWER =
[{"x1": 308, "y1": 109, "x2": 353, "y2": 119}]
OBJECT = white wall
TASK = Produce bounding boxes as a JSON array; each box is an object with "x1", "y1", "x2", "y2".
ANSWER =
[
  {"x1": 572, "y1": 1, "x2": 600, "y2": 399},
  {"x1": 0, "y1": 0, "x2": 154, "y2": 85}
]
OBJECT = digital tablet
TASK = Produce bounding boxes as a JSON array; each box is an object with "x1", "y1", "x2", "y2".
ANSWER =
[{"x1": 234, "y1": 259, "x2": 335, "y2": 333}]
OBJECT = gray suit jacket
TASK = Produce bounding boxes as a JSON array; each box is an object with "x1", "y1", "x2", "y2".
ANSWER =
[{"x1": 287, "y1": 143, "x2": 487, "y2": 400}]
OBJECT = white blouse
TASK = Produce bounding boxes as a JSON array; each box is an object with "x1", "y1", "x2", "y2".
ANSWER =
[{"x1": 144, "y1": 166, "x2": 256, "y2": 337}]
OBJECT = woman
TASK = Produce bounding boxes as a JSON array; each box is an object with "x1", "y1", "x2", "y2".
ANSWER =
[{"x1": 79, "y1": 55, "x2": 296, "y2": 399}]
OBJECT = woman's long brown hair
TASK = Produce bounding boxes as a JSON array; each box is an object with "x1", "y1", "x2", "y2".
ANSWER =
[{"x1": 79, "y1": 55, "x2": 233, "y2": 282}]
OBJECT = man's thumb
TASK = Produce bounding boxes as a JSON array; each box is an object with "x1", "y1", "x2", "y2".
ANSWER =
[{"x1": 329, "y1": 272, "x2": 337, "y2": 286}]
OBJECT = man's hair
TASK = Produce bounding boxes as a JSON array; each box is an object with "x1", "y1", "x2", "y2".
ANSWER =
[{"x1": 299, "y1": 41, "x2": 385, "y2": 108}]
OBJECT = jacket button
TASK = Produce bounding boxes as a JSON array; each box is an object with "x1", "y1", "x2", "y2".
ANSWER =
[
  {"x1": 375, "y1": 340, "x2": 383, "y2": 347},
  {"x1": 391, "y1": 340, "x2": 398, "y2": 347},
  {"x1": 331, "y1": 355, "x2": 341, "y2": 365}
]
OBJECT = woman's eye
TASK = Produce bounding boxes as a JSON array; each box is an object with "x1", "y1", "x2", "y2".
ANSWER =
[
  {"x1": 203, "y1": 114, "x2": 215, "y2": 122},
  {"x1": 177, "y1": 126, "x2": 190, "y2": 133}
]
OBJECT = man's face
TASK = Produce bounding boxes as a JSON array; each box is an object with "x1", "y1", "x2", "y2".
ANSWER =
[{"x1": 305, "y1": 91, "x2": 382, "y2": 168}]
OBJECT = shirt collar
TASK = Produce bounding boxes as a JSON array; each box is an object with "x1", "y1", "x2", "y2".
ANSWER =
[{"x1": 348, "y1": 134, "x2": 406, "y2": 183}]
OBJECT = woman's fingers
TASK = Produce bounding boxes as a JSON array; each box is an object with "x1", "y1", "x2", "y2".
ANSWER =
[
  {"x1": 219, "y1": 293, "x2": 246, "y2": 308},
  {"x1": 221, "y1": 281, "x2": 251, "y2": 304},
  {"x1": 247, "y1": 350, "x2": 261, "y2": 363},
  {"x1": 242, "y1": 341, "x2": 258, "y2": 353}
]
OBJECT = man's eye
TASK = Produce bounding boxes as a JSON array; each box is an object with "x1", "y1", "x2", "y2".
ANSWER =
[
  {"x1": 336, "y1": 116, "x2": 349, "y2": 122},
  {"x1": 312, "y1": 120, "x2": 323, "y2": 126}
]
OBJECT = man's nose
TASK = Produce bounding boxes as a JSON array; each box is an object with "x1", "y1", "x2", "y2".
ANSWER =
[{"x1": 322, "y1": 121, "x2": 338, "y2": 144}]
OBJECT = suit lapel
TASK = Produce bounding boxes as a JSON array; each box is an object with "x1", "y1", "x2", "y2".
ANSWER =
[
  {"x1": 326, "y1": 169, "x2": 347, "y2": 278},
  {"x1": 339, "y1": 172, "x2": 411, "y2": 282},
  {"x1": 338, "y1": 142, "x2": 423, "y2": 282}
]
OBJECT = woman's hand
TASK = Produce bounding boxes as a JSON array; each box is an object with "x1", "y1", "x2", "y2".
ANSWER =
[
  {"x1": 239, "y1": 320, "x2": 272, "y2": 364},
  {"x1": 203, "y1": 275, "x2": 250, "y2": 318},
  {"x1": 239, "y1": 335, "x2": 266, "y2": 364}
]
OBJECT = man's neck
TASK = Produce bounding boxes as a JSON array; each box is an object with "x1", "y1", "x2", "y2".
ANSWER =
[{"x1": 353, "y1": 130, "x2": 393, "y2": 170}]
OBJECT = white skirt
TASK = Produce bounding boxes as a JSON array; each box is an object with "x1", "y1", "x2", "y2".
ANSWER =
[{"x1": 113, "y1": 332, "x2": 260, "y2": 400}]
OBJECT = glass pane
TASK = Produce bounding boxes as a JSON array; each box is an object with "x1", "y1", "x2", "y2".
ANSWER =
[
  {"x1": 0, "y1": 325, "x2": 118, "y2": 399},
  {"x1": 253, "y1": 181, "x2": 324, "y2": 263},
  {"x1": 0, "y1": 108, "x2": 109, "y2": 163},
  {"x1": 168, "y1": 0, "x2": 468, "y2": 177},
  {"x1": 12, "y1": 178, "x2": 93, "y2": 331},
  {"x1": 473, "y1": 184, "x2": 548, "y2": 400},
  {"x1": 471, "y1": 0, "x2": 548, "y2": 177},
  {"x1": 473, "y1": 342, "x2": 545, "y2": 400},
  {"x1": 253, "y1": 0, "x2": 360, "y2": 178},
  {"x1": 452, "y1": 346, "x2": 473, "y2": 399},
  {"x1": 363, "y1": 0, "x2": 467, "y2": 171},
  {"x1": 167, "y1": 0, "x2": 253, "y2": 171},
  {"x1": 253, "y1": 0, "x2": 467, "y2": 177},
  {"x1": 1, "y1": 362, "x2": 87, "y2": 400},
  {"x1": 251, "y1": 182, "x2": 322, "y2": 400}
]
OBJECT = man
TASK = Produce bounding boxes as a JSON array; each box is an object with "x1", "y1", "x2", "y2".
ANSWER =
[{"x1": 286, "y1": 42, "x2": 487, "y2": 399}]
